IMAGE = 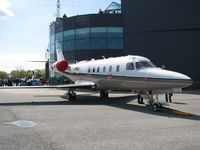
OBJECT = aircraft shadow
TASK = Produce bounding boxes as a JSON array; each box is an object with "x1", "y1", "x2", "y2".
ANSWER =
[
  {"x1": 34, "y1": 95, "x2": 63, "y2": 98},
  {"x1": 183, "y1": 91, "x2": 200, "y2": 95},
  {"x1": 172, "y1": 102, "x2": 188, "y2": 105},
  {"x1": 0, "y1": 94, "x2": 199, "y2": 121}
]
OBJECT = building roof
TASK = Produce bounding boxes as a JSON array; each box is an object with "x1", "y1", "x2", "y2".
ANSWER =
[{"x1": 105, "y1": 2, "x2": 121, "y2": 11}]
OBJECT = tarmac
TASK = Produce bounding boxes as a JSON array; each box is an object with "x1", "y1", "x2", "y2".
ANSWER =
[{"x1": 0, "y1": 88, "x2": 200, "y2": 150}]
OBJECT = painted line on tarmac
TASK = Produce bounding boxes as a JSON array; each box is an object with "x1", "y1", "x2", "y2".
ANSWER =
[{"x1": 172, "y1": 110, "x2": 190, "y2": 116}]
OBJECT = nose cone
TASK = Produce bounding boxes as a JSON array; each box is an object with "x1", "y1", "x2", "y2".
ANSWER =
[
  {"x1": 161, "y1": 69, "x2": 193, "y2": 88},
  {"x1": 175, "y1": 72, "x2": 193, "y2": 88},
  {"x1": 143, "y1": 68, "x2": 193, "y2": 88}
]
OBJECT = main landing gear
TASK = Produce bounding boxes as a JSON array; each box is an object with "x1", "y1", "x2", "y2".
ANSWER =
[
  {"x1": 100, "y1": 90, "x2": 109, "y2": 98},
  {"x1": 64, "y1": 90, "x2": 76, "y2": 101},
  {"x1": 139, "y1": 91, "x2": 162, "y2": 111}
]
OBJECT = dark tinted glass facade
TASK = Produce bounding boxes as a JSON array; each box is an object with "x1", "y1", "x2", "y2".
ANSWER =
[
  {"x1": 50, "y1": 27, "x2": 123, "y2": 53},
  {"x1": 50, "y1": 14, "x2": 123, "y2": 62},
  {"x1": 122, "y1": 0, "x2": 200, "y2": 88}
]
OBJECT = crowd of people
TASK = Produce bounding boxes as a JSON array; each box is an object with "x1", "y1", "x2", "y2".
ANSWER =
[
  {"x1": 0, "y1": 78, "x2": 47, "y2": 86},
  {"x1": 0, "y1": 79, "x2": 20, "y2": 86}
]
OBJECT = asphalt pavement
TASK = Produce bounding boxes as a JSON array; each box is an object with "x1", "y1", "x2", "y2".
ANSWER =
[{"x1": 0, "y1": 89, "x2": 200, "y2": 150}]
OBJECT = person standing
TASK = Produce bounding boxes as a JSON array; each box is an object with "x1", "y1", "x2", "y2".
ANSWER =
[
  {"x1": 165, "y1": 93, "x2": 173, "y2": 103},
  {"x1": 138, "y1": 94, "x2": 144, "y2": 104}
]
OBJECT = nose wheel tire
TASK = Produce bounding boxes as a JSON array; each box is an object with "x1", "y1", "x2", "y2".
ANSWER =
[{"x1": 152, "y1": 103, "x2": 161, "y2": 112}]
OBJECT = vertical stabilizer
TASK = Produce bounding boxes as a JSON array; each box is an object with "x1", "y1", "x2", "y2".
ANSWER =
[{"x1": 56, "y1": 40, "x2": 65, "y2": 61}]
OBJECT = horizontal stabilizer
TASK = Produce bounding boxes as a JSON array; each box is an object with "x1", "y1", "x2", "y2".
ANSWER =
[{"x1": 27, "y1": 61, "x2": 54, "y2": 63}]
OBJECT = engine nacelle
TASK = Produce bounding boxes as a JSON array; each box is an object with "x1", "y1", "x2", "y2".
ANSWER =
[{"x1": 52, "y1": 60, "x2": 68, "y2": 72}]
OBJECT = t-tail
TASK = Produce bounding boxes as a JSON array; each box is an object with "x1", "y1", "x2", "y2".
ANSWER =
[
  {"x1": 51, "y1": 41, "x2": 68, "y2": 72},
  {"x1": 56, "y1": 40, "x2": 65, "y2": 61}
]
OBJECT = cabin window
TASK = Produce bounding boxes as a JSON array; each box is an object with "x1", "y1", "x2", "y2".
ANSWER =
[
  {"x1": 88, "y1": 68, "x2": 91, "y2": 73},
  {"x1": 109, "y1": 66, "x2": 112, "y2": 72},
  {"x1": 103, "y1": 66, "x2": 106, "y2": 72},
  {"x1": 136, "y1": 61, "x2": 155, "y2": 70},
  {"x1": 93, "y1": 67, "x2": 95, "y2": 72},
  {"x1": 116, "y1": 65, "x2": 120, "y2": 72},
  {"x1": 97, "y1": 67, "x2": 100, "y2": 72},
  {"x1": 74, "y1": 67, "x2": 80, "y2": 71},
  {"x1": 126, "y1": 62, "x2": 134, "y2": 70}
]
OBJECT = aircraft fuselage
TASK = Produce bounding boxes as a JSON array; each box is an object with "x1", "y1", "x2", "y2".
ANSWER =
[{"x1": 61, "y1": 55, "x2": 192, "y2": 91}]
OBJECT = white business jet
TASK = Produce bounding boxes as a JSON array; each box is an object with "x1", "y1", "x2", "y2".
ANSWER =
[{"x1": 1, "y1": 41, "x2": 193, "y2": 111}]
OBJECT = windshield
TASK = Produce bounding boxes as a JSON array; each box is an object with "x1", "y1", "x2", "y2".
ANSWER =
[{"x1": 136, "y1": 61, "x2": 156, "y2": 70}]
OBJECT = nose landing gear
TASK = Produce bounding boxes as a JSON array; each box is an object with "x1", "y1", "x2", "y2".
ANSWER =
[
  {"x1": 140, "y1": 91, "x2": 162, "y2": 111},
  {"x1": 149, "y1": 93, "x2": 162, "y2": 111},
  {"x1": 64, "y1": 90, "x2": 76, "y2": 101}
]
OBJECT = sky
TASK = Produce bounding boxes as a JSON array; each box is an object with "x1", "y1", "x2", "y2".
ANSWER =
[{"x1": 0, "y1": 0, "x2": 119, "y2": 73}]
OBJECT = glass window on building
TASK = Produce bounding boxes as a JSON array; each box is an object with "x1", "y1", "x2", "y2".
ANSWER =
[
  {"x1": 108, "y1": 38, "x2": 123, "y2": 49},
  {"x1": 76, "y1": 28, "x2": 90, "y2": 39},
  {"x1": 50, "y1": 35, "x2": 55, "y2": 45},
  {"x1": 63, "y1": 40, "x2": 75, "y2": 51},
  {"x1": 91, "y1": 27, "x2": 107, "y2": 38},
  {"x1": 105, "y1": 2, "x2": 121, "y2": 14},
  {"x1": 76, "y1": 39, "x2": 90, "y2": 50},
  {"x1": 55, "y1": 32, "x2": 63, "y2": 42},
  {"x1": 50, "y1": 44, "x2": 55, "y2": 54},
  {"x1": 108, "y1": 27, "x2": 123, "y2": 37},
  {"x1": 64, "y1": 30, "x2": 75, "y2": 41},
  {"x1": 91, "y1": 38, "x2": 107, "y2": 49}
]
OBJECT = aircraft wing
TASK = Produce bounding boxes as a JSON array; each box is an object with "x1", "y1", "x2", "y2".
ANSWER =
[{"x1": 0, "y1": 83, "x2": 95, "y2": 89}]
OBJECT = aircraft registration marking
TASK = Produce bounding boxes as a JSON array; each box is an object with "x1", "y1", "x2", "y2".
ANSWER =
[
  {"x1": 107, "y1": 74, "x2": 113, "y2": 80},
  {"x1": 144, "y1": 77, "x2": 150, "y2": 82}
]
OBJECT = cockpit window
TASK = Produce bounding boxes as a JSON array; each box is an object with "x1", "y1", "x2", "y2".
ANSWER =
[
  {"x1": 126, "y1": 62, "x2": 134, "y2": 70},
  {"x1": 136, "y1": 61, "x2": 155, "y2": 69}
]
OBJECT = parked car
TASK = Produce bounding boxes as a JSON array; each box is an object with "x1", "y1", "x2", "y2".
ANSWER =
[{"x1": 31, "y1": 79, "x2": 42, "y2": 86}]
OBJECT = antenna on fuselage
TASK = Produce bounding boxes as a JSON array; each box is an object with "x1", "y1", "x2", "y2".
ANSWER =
[{"x1": 102, "y1": 56, "x2": 105, "y2": 59}]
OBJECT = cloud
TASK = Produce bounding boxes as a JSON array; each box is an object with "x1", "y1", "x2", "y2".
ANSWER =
[
  {"x1": 0, "y1": 52, "x2": 45, "y2": 73},
  {"x1": 0, "y1": 0, "x2": 14, "y2": 20}
]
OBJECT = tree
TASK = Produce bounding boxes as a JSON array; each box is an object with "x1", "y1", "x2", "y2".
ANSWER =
[
  {"x1": 26, "y1": 70, "x2": 33, "y2": 79},
  {"x1": 10, "y1": 69, "x2": 27, "y2": 79},
  {"x1": 10, "y1": 70, "x2": 20, "y2": 79},
  {"x1": 34, "y1": 69, "x2": 45, "y2": 79},
  {"x1": 10, "y1": 69, "x2": 46, "y2": 80},
  {"x1": 0, "y1": 71, "x2": 8, "y2": 79}
]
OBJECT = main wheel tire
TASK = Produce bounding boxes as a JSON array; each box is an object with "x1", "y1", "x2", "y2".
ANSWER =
[
  {"x1": 100, "y1": 90, "x2": 108, "y2": 98},
  {"x1": 72, "y1": 93, "x2": 76, "y2": 101},
  {"x1": 66, "y1": 93, "x2": 72, "y2": 100}
]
